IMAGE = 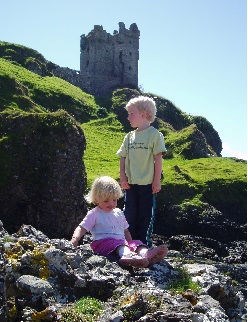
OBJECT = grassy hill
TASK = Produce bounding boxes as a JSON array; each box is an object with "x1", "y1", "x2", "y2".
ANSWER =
[
  {"x1": 82, "y1": 114, "x2": 246, "y2": 213},
  {"x1": 0, "y1": 41, "x2": 246, "y2": 240},
  {"x1": 0, "y1": 57, "x2": 101, "y2": 122}
]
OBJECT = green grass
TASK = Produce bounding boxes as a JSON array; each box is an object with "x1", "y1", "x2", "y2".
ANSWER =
[
  {"x1": 163, "y1": 157, "x2": 246, "y2": 185},
  {"x1": 59, "y1": 297, "x2": 103, "y2": 322},
  {"x1": 82, "y1": 114, "x2": 125, "y2": 187},
  {"x1": 168, "y1": 267, "x2": 201, "y2": 294},
  {"x1": 82, "y1": 114, "x2": 247, "y2": 192},
  {"x1": 0, "y1": 58, "x2": 100, "y2": 121},
  {"x1": 82, "y1": 116, "x2": 246, "y2": 217},
  {"x1": 0, "y1": 45, "x2": 246, "y2": 223}
]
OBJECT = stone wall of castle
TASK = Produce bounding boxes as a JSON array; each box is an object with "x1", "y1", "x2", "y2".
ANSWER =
[
  {"x1": 79, "y1": 22, "x2": 140, "y2": 96},
  {"x1": 51, "y1": 22, "x2": 140, "y2": 96}
]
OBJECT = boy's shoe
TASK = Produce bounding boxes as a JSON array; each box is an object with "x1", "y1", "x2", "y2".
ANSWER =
[
  {"x1": 146, "y1": 245, "x2": 168, "y2": 266},
  {"x1": 119, "y1": 254, "x2": 149, "y2": 268}
]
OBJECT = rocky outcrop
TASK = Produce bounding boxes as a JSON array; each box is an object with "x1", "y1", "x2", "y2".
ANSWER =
[
  {"x1": 0, "y1": 110, "x2": 87, "y2": 238},
  {"x1": 0, "y1": 223, "x2": 246, "y2": 321},
  {"x1": 154, "y1": 201, "x2": 247, "y2": 242},
  {"x1": 166, "y1": 124, "x2": 216, "y2": 159},
  {"x1": 154, "y1": 96, "x2": 222, "y2": 156}
]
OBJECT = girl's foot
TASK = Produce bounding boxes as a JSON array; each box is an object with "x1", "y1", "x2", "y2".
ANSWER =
[
  {"x1": 119, "y1": 254, "x2": 149, "y2": 268},
  {"x1": 146, "y1": 245, "x2": 168, "y2": 266}
]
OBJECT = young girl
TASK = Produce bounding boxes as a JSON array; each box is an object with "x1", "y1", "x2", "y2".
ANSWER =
[{"x1": 70, "y1": 176, "x2": 168, "y2": 268}]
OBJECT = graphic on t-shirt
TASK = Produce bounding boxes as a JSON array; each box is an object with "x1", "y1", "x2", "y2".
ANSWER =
[{"x1": 129, "y1": 142, "x2": 149, "y2": 150}]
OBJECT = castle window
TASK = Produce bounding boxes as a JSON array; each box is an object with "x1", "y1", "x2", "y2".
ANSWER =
[
  {"x1": 129, "y1": 66, "x2": 132, "y2": 70},
  {"x1": 86, "y1": 60, "x2": 89, "y2": 67},
  {"x1": 119, "y1": 51, "x2": 123, "y2": 61},
  {"x1": 129, "y1": 52, "x2": 132, "y2": 56}
]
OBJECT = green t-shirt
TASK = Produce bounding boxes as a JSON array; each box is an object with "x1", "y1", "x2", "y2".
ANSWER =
[{"x1": 117, "y1": 126, "x2": 166, "y2": 185}]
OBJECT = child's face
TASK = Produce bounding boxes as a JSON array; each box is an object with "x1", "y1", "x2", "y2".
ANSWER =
[
  {"x1": 98, "y1": 198, "x2": 118, "y2": 212},
  {"x1": 127, "y1": 105, "x2": 148, "y2": 128}
]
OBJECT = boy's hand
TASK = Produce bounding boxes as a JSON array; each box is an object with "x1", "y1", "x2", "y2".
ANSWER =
[
  {"x1": 120, "y1": 175, "x2": 130, "y2": 190},
  {"x1": 152, "y1": 179, "x2": 161, "y2": 194}
]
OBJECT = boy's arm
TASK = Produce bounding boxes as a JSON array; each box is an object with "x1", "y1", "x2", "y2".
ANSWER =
[
  {"x1": 124, "y1": 229, "x2": 133, "y2": 242},
  {"x1": 152, "y1": 152, "x2": 163, "y2": 194},
  {"x1": 71, "y1": 226, "x2": 87, "y2": 247},
  {"x1": 119, "y1": 157, "x2": 130, "y2": 189}
]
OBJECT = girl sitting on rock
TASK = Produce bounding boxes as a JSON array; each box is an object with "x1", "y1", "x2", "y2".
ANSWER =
[{"x1": 70, "y1": 176, "x2": 168, "y2": 268}]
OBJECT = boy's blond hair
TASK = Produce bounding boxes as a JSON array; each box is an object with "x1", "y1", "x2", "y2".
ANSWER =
[
  {"x1": 85, "y1": 176, "x2": 123, "y2": 205},
  {"x1": 125, "y1": 96, "x2": 157, "y2": 122}
]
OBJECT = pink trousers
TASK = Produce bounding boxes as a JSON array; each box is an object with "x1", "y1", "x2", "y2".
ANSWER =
[{"x1": 91, "y1": 238, "x2": 145, "y2": 256}]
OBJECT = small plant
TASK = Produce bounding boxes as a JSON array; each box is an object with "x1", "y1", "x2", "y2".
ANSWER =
[
  {"x1": 1, "y1": 235, "x2": 15, "y2": 243},
  {"x1": 168, "y1": 267, "x2": 201, "y2": 294},
  {"x1": 59, "y1": 297, "x2": 103, "y2": 322}
]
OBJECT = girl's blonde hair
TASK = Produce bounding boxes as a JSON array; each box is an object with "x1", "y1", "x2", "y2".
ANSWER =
[
  {"x1": 85, "y1": 176, "x2": 123, "y2": 205},
  {"x1": 125, "y1": 96, "x2": 157, "y2": 122}
]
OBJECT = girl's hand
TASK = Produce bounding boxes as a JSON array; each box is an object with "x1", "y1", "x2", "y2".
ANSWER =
[{"x1": 71, "y1": 237, "x2": 79, "y2": 247}]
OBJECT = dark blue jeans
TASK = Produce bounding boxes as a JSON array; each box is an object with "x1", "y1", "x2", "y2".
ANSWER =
[{"x1": 124, "y1": 184, "x2": 155, "y2": 246}]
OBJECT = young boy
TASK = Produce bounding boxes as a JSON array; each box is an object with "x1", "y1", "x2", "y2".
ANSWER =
[{"x1": 116, "y1": 96, "x2": 166, "y2": 246}]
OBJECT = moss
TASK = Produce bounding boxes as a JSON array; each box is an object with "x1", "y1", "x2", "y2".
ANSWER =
[
  {"x1": 31, "y1": 307, "x2": 57, "y2": 321},
  {"x1": 0, "y1": 109, "x2": 83, "y2": 190},
  {"x1": 59, "y1": 297, "x2": 103, "y2": 322},
  {"x1": 118, "y1": 291, "x2": 162, "y2": 321},
  {"x1": 178, "y1": 195, "x2": 207, "y2": 212},
  {"x1": 7, "y1": 299, "x2": 17, "y2": 320},
  {"x1": 4, "y1": 242, "x2": 24, "y2": 268},
  {"x1": 31, "y1": 247, "x2": 50, "y2": 279},
  {"x1": 4, "y1": 238, "x2": 50, "y2": 279},
  {"x1": 168, "y1": 267, "x2": 201, "y2": 294}
]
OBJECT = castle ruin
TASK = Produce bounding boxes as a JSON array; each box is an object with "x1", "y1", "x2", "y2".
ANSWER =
[
  {"x1": 52, "y1": 22, "x2": 140, "y2": 96},
  {"x1": 80, "y1": 22, "x2": 140, "y2": 96}
]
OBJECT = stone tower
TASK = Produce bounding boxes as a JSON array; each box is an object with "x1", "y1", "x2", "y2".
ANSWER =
[{"x1": 80, "y1": 22, "x2": 140, "y2": 96}]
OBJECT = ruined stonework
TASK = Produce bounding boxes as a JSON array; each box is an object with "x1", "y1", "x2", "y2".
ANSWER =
[
  {"x1": 80, "y1": 22, "x2": 140, "y2": 96},
  {"x1": 49, "y1": 22, "x2": 140, "y2": 96}
]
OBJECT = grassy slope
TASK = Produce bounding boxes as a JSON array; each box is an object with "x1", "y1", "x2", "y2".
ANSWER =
[
  {"x1": 0, "y1": 58, "x2": 99, "y2": 121},
  {"x1": 82, "y1": 115, "x2": 125, "y2": 187},
  {"x1": 82, "y1": 115, "x2": 246, "y2": 204},
  {"x1": 0, "y1": 54, "x2": 246, "y2": 217}
]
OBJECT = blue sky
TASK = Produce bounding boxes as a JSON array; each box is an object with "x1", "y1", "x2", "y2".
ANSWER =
[{"x1": 1, "y1": 0, "x2": 247, "y2": 159}]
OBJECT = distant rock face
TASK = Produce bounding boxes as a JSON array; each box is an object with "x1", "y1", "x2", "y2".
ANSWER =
[{"x1": 0, "y1": 111, "x2": 87, "y2": 238}]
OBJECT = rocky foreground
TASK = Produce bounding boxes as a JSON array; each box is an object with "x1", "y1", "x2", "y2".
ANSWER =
[{"x1": 0, "y1": 222, "x2": 246, "y2": 322}]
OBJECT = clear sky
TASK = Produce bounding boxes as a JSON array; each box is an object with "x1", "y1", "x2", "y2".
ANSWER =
[{"x1": 1, "y1": 0, "x2": 247, "y2": 159}]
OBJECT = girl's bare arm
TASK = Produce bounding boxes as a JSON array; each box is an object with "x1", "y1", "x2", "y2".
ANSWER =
[{"x1": 71, "y1": 226, "x2": 87, "y2": 247}]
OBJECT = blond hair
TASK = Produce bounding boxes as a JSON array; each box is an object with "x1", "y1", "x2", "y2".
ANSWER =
[
  {"x1": 125, "y1": 96, "x2": 157, "y2": 122},
  {"x1": 85, "y1": 176, "x2": 123, "y2": 205}
]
